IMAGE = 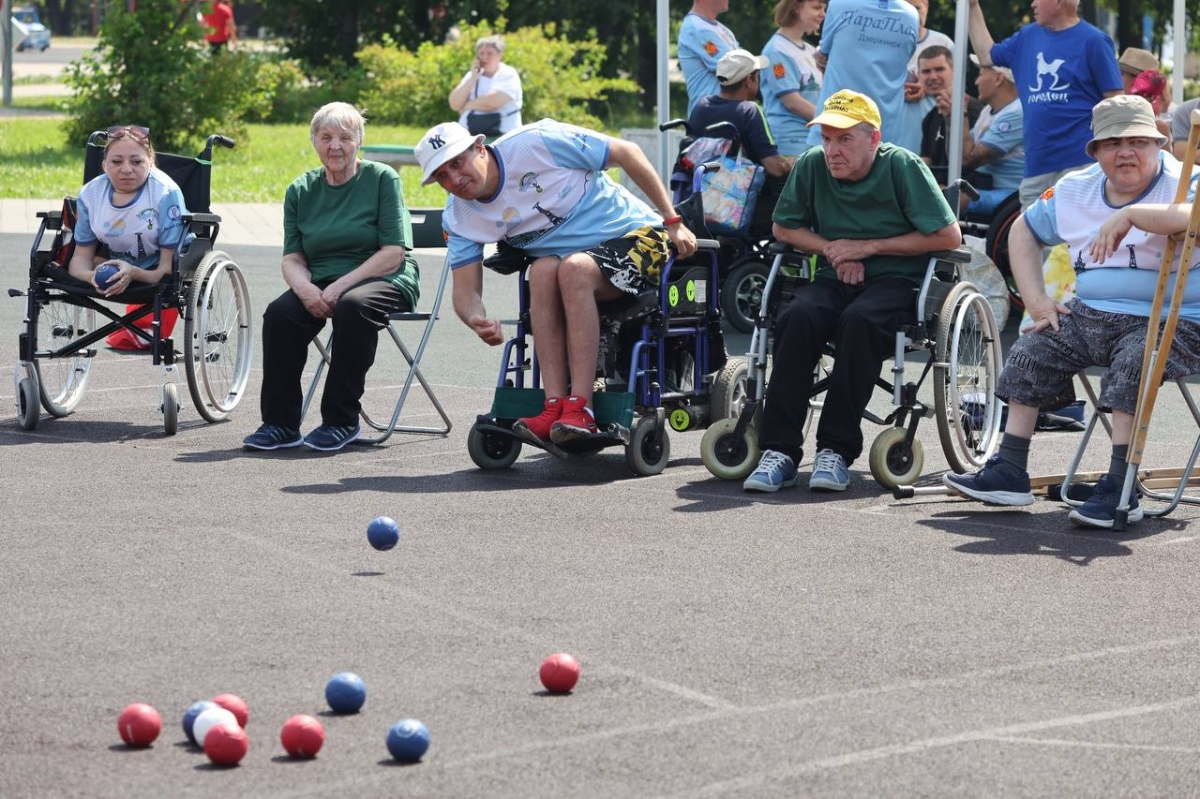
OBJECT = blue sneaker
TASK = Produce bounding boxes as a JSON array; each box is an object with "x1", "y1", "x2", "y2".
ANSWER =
[
  {"x1": 743, "y1": 450, "x2": 799, "y2": 493},
  {"x1": 1068, "y1": 474, "x2": 1143, "y2": 529},
  {"x1": 943, "y1": 455, "x2": 1034, "y2": 506},
  {"x1": 303, "y1": 423, "x2": 361, "y2": 452},
  {"x1": 243, "y1": 423, "x2": 303, "y2": 451},
  {"x1": 809, "y1": 449, "x2": 850, "y2": 492}
]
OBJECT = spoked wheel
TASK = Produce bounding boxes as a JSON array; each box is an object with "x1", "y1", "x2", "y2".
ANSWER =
[
  {"x1": 984, "y1": 194, "x2": 1023, "y2": 312},
  {"x1": 700, "y1": 416, "x2": 760, "y2": 481},
  {"x1": 720, "y1": 258, "x2": 768, "y2": 334},
  {"x1": 708, "y1": 358, "x2": 749, "y2": 422},
  {"x1": 35, "y1": 301, "x2": 94, "y2": 416},
  {"x1": 17, "y1": 376, "x2": 40, "y2": 431},
  {"x1": 934, "y1": 283, "x2": 1003, "y2": 474},
  {"x1": 467, "y1": 422, "x2": 521, "y2": 470},
  {"x1": 626, "y1": 415, "x2": 671, "y2": 476},
  {"x1": 184, "y1": 250, "x2": 254, "y2": 423},
  {"x1": 162, "y1": 382, "x2": 180, "y2": 436},
  {"x1": 868, "y1": 427, "x2": 924, "y2": 488}
]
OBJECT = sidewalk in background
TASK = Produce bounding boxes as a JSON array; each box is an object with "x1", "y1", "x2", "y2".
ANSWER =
[{"x1": 0, "y1": 198, "x2": 284, "y2": 248}]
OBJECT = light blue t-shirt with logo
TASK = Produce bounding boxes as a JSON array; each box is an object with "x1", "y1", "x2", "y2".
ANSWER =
[
  {"x1": 990, "y1": 20, "x2": 1122, "y2": 177},
  {"x1": 442, "y1": 120, "x2": 660, "y2": 269},
  {"x1": 75, "y1": 167, "x2": 188, "y2": 269},
  {"x1": 761, "y1": 31, "x2": 823, "y2": 156},
  {"x1": 973, "y1": 98, "x2": 1025, "y2": 191},
  {"x1": 677, "y1": 12, "x2": 739, "y2": 117},
  {"x1": 806, "y1": 0, "x2": 918, "y2": 148}
]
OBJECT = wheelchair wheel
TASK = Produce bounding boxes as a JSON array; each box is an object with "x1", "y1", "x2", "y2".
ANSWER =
[
  {"x1": 626, "y1": 415, "x2": 671, "y2": 476},
  {"x1": 35, "y1": 301, "x2": 95, "y2": 417},
  {"x1": 707, "y1": 357, "x2": 749, "y2": 422},
  {"x1": 934, "y1": 282, "x2": 1003, "y2": 474},
  {"x1": 868, "y1": 427, "x2": 924, "y2": 489},
  {"x1": 984, "y1": 194, "x2": 1023, "y2": 311},
  {"x1": 162, "y1": 383, "x2": 179, "y2": 436},
  {"x1": 184, "y1": 250, "x2": 253, "y2": 423},
  {"x1": 720, "y1": 258, "x2": 768, "y2": 334},
  {"x1": 467, "y1": 422, "x2": 521, "y2": 470},
  {"x1": 700, "y1": 416, "x2": 760, "y2": 481},
  {"x1": 17, "y1": 376, "x2": 40, "y2": 431}
]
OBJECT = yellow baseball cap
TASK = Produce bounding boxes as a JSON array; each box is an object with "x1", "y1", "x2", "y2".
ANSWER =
[{"x1": 807, "y1": 90, "x2": 882, "y2": 130}]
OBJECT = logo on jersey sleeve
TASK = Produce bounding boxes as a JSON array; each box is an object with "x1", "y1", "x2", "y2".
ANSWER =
[
  {"x1": 704, "y1": 40, "x2": 718, "y2": 56},
  {"x1": 773, "y1": 63, "x2": 785, "y2": 79},
  {"x1": 1040, "y1": 187, "x2": 1054, "y2": 201}
]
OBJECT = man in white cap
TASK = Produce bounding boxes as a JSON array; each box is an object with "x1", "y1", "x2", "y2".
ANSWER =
[
  {"x1": 961, "y1": 55, "x2": 1024, "y2": 217},
  {"x1": 687, "y1": 48, "x2": 795, "y2": 237},
  {"x1": 744, "y1": 89, "x2": 960, "y2": 494},
  {"x1": 945, "y1": 95, "x2": 1200, "y2": 529},
  {"x1": 415, "y1": 120, "x2": 697, "y2": 448}
]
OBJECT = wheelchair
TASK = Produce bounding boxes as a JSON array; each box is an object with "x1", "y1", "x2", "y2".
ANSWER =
[
  {"x1": 660, "y1": 118, "x2": 781, "y2": 334},
  {"x1": 465, "y1": 189, "x2": 748, "y2": 476},
  {"x1": 959, "y1": 188, "x2": 1022, "y2": 311},
  {"x1": 10, "y1": 130, "x2": 252, "y2": 436},
  {"x1": 700, "y1": 212, "x2": 1005, "y2": 489}
]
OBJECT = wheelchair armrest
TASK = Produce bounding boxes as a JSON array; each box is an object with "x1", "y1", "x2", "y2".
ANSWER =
[
  {"x1": 184, "y1": 212, "x2": 221, "y2": 226},
  {"x1": 36, "y1": 208, "x2": 64, "y2": 226},
  {"x1": 183, "y1": 212, "x2": 221, "y2": 242},
  {"x1": 484, "y1": 242, "x2": 533, "y2": 275},
  {"x1": 695, "y1": 238, "x2": 721, "y2": 252},
  {"x1": 931, "y1": 248, "x2": 971, "y2": 264}
]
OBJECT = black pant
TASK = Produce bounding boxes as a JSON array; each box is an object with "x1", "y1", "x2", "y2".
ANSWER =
[
  {"x1": 259, "y1": 278, "x2": 411, "y2": 429},
  {"x1": 759, "y1": 277, "x2": 917, "y2": 466}
]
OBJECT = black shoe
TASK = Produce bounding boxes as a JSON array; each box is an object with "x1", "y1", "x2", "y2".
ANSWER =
[
  {"x1": 243, "y1": 424, "x2": 303, "y2": 451},
  {"x1": 303, "y1": 424, "x2": 361, "y2": 452},
  {"x1": 1068, "y1": 474, "x2": 1143, "y2": 529},
  {"x1": 943, "y1": 455, "x2": 1034, "y2": 506}
]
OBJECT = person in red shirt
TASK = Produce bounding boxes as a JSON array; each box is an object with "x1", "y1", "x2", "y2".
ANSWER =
[{"x1": 201, "y1": 1, "x2": 236, "y2": 53}]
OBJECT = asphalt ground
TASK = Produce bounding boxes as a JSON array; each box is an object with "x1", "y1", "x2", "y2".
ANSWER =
[{"x1": 4, "y1": 218, "x2": 1200, "y2": 799}]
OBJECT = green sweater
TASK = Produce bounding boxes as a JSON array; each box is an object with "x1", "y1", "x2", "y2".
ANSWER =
[
  {"x1": 283, "y1": 159, "x2": 420, "y2": 307},
  {"x1": 773, "y1": 143, "x2": 956, "y2": 284}
]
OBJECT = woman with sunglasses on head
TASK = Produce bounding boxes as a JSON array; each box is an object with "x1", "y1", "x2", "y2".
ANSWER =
[{"x1": 67, "y1": 125, "x2": 189, "y2": 299}]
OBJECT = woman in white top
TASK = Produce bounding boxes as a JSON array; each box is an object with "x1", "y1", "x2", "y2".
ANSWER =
[{"x1": 448, "y1": 35, "x2": 523, "y2": 137}]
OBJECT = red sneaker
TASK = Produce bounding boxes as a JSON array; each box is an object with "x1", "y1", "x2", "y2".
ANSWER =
[
  {"x1": 550, "y1": 395, "x2": 598, "y2": 443},
  {"x1": 512, "y1": 397, "x2": 563, "y2": 444}
]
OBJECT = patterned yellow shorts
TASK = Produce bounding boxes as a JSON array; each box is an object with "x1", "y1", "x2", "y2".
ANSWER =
[{"x1": 586, "y1": 225, "x2": 669, "y2": 297}]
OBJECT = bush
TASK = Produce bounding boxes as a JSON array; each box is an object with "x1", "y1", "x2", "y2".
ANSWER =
[
  {"x1": 62, "y1": 0, "x2": 260, "y2": 153},
  {"x1": 356, "y1": 20, "x2": 638, "y2": 130}
]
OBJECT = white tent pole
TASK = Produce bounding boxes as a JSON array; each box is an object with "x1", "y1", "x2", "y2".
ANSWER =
[
  {"x1": 1172, "y1": 0, "x2": 1184, "y2": 105},
  {"x1": 947, "y1": 0, "x2": 970, "y2": 199},
  {"x1": 657, "y1": 0, "x2": 671, "y2": 182}
]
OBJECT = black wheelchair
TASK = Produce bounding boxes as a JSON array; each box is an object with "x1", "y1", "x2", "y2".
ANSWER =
[
  {"x1": 960, "y1": 189, "x2": 1023, "y2": 311},
  {"x1": 660, "y1": 118, "x2": 782, "y2": 335},
  {"x1": 465, "y1": 189, "x2": 748, "y2": 476},
  {"x1": 10, "y1": 130, "x2": 252, "y2": 435},
  {"x1": 700, "y1": 197, "x2": 1005, "y2": 489}
]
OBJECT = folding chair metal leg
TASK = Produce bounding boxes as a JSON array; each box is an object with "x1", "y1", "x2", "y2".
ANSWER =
[{"x1": 301, "y1": 253, "x2": 454, "y2": 445}]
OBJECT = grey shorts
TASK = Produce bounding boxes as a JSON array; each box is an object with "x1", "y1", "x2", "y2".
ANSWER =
[{"x1": 997, "y1": 299, "x2": 1200, "y2": 414}]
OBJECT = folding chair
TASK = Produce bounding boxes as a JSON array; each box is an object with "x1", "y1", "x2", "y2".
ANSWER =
[
  {"x1": 1058, "y1": 108, "x2": 1200, "y2": 531},
  {"x1": 300, "y1": 207, "x2": 453, "y2": 444}
]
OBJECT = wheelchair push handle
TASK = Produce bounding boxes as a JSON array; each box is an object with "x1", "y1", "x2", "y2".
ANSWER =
[
  {"x1": 659, "y1": 118, "x2": 691, "y2": 134},
  {"x1": 945, "y1": 178, "x2": 981, "y2": 205}
]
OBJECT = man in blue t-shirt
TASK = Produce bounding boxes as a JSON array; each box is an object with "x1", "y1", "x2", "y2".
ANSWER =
[
  {"x1": 414, "y1": 120, "x2": 698, "y2": 449},
  {"x1": 688, "y1": 49, "x2": 795, "y2": 237},
  {"x1": 961, "y1": 57, "x2": 1025, "y2": 216},
  {"x1": 967, "y1": 0, "x2": 1122, "y2": 209},
  {"x1": 678, "y1": 0, "x2": 740, "y2": 116},
  {"x1": 805, "y1": 0, "x2": 918, "y2": 149}
]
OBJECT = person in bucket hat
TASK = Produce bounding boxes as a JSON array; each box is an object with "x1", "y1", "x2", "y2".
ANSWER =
[
  {"x1": 415, "y1": 119, "x2": 697, "y2": 448},
  {"x1": 945, "y1": 95, "x2": 1198, "y2": 529},
  {"x1": 744, "y1": 89, "x2": 961, "y2": 495}
]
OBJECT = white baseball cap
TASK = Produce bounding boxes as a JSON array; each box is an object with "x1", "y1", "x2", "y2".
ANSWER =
[
  {"x1": 415, "y1": 122, "x2": 484, "y2": 186},
  {"x1": 716, "y1": 49, "x2": 769, "y2": 84}
]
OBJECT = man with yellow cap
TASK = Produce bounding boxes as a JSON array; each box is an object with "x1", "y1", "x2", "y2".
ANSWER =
[{"x1": 744, "y1": 89, "x2": 961, "y2": 494}]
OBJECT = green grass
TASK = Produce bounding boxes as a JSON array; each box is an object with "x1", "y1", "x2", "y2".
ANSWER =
[{"x1": 0, "y1": 118, "x2": 450, "y2": 206}]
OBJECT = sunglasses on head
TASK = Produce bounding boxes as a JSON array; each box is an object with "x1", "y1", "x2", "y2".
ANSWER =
[{"x1": 106, "y1": 125, "x2": 151, "y2": 141}]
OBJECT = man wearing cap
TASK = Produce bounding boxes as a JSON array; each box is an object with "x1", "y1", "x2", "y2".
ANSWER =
[
  {"x1": 1117, "y1": 47, "x2": 1159, "y2": 93},
  {"x1": 945, "y1": 96, "x2": 1200, "y2": 528},
  {"x1": 960, "y1": 55, "x2": 1025, "y2": 216},
  {"x1": 678, "y1": 0, "x2": 741, "y2": 116},
  {"x1": 415, "y1": 120, "x2": 697, "y2": 447},
  {"x1": 966, "y1": 0, "x2": 1122, "y2": 210},
  {"x1": 688, "y1": 48, "x2": 795, "y2": 237},
  {"x1": 744, "y1": 89, "x2": 961, "y2": 494}
]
